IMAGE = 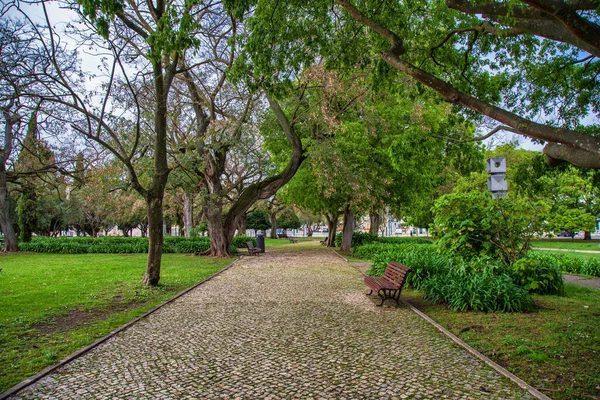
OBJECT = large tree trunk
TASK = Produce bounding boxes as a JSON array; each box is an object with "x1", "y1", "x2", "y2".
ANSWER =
[
  {"x1": 0, "y1": 169, "x2": 17, "y2": 252},
  {"x1": 206, "y1": 203, "x2": 233, "y2": 257},
  {"x1": 340, "y1": 205, "x2": 355, "y2": 252},
  {"x1": 369, "y1": 212, "x2": 381, "y2": 235},
  {"x1": 325, "y1": 213, "x2": 338, "y2": 247},
  {"x1": 202, "y1": 93, "x2": 305, "y2": 256},
  {"x1": 0, "y1": 103, "x2": 18, "y2": 252},
  {"x1": 269, "y1": 212, "x2": 278, "y2": 239},
  {"x1": 236, "y1": 213, "x2": 247, "y2": 236},
  {"x1": 141, "y1": 58, "x2": 173, "y2": 286},
  {"x1": 183, "y1": 192, "x2": 193, "y2": 238},
  {"x1": 585, "y1": 231, "x2": 592, "y2": 240},
  {"x1": 143, "y1": 195, "x2": 164, "y2": 286}
]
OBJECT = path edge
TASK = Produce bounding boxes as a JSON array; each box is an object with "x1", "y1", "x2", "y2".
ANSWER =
[
  {"x1": 334, "y1": 250, "x2": 551, "y2": 400},
  {"x1": 403, "y1": 301, "x2": 552, "y2": 400},
  {"x1": 0, "y1": 256, "x2": 241, "y2": 400}
]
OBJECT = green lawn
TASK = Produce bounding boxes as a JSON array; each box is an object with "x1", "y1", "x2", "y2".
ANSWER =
[
  {"x1": 0, "y1": 252, "x2": 233, "y2": 393},
  {"x1": 403, "y1": 284, "x2": 600, "y2": 400},
  {"x1": 532, "y1": 239, "x2": 600, "y2": 251},
  {"x1": 534, "y1": 249, "x2": 600, "y2": 262}
]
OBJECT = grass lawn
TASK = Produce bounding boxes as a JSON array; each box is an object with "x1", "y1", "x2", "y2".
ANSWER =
[
  {"x1": 0, "y1": 252, "x2": 233, "y2": 393},
  {"x1": 532, "y1": 239, "x2": 600, "y2": 252},
  {"x1": 534, "y1": 249, "x2": 600, "y2": 262},
  {"x1": 403, "y1": 285, "x2": 600, "y2": 400}
]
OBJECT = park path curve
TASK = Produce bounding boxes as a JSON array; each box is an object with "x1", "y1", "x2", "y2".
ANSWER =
[{"x1": 10, "y1": 248, "x2": 533, "y2": 399}]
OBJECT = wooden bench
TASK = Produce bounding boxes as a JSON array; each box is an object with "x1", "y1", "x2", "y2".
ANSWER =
[
  {"x1": 277, "y1": 233, "x2": 288, "y2": 239},
  {"x1": 319, "y1": 239, "x2": 327, "y2": 246},
  {"x1": 245, "y1": 241, "x2": 260, "y2": 256},
  {"x1": 363, "y1": 261, "x2": 412, "y2": 306},
  {"x1": 288, "y1": 236, "x2": 298, "y2": 243}
]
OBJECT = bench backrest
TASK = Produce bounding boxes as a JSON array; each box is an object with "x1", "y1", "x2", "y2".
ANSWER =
[
  {"x1": 246, "y1": 241, "x2": 255, "y2": 249},
  {"x1": 382, "y1": 261, "x2": 412, "y2": 287}
]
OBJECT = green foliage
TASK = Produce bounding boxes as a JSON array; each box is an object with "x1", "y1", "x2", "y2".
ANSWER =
[
  {"x1": 335, "y1": 231, "x2": 432, "y2": 248},
  {"x1": 423, "y1": 269, "x2": 533, "y2": 313},
  {"x1": 231, "y1": 235, "x2": 256, "y2": 249},
  {"x1": 189, "y1": 222, "x2": 208, "y2": 238},
  {"x1": 246, "y1": 210, "x2": 270, "y2": 232},
  {"x1": 548, "y1": 207, "x2": 597, "y2": 236},
  {"x1": 17, "y1": 189, "x2": 37, "y2": 242},
  {"x1": 365, "y1": 243, "x2": 533, "y2": 312},
  {"x1": 530, "y1": 252, "x2": 600, "y2": 277},
  {"x1": 432, "y1": 189, "x2": 549, "y2": 264},
  {"x1": 367, "y1": 244, "x2": 455, "y2": 290},
  {"x1": 352, "y1": 240, "x2": 434, "y2": 260},
  {"x1": 277, "y1": 209, "x2": 301, "y2": 230},
  {"x1": 511, "y1": 257, "x2": 565, "y2": 296},
  {"x1": 18, "y1": 236, "x2": 218, "y2": 254}
]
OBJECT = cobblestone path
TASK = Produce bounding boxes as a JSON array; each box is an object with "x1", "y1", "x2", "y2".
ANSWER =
[{"x1": 11, "y1": 249, "x2": 533, "y2": 399}]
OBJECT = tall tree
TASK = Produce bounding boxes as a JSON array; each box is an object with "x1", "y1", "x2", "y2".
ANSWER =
[{"x1": 10, "y1": 0, "x2": 220, "y2": 284}]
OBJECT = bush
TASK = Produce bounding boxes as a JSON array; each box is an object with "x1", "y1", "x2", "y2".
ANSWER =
[
  {"x1": 423, "y1": 269, "x2": 534, "y2": 313},
  {"x1": 232, "y1": 235, "x2": 255, "y2": 249},
  {"x1": 365, "y1": 244, "x2": 533, "y2": 312},
  {"x1": 529, "y1": 252, "x2": 600, "y2": 278},
  {"x1": 19, "y1": 236, "x2": 217, "y2": 254},
  {"x1": 432, "y1": 190, "x2": 549, "y2": 264},
  {"x1": 336, "y1": 231, "x2": 432, "y2": 249},
  {"x1": 352, "y1": 241, "x2": 434, "y2": 261},
  {"x1": 367, "y1": 244, "x2": 455, "y2": 290},
  {"x1": 511, "y1": 257, "x2": 565, "y2": 296},
  {"x1": 173, "y1": 239, "x2": 211, "y2": 254}
]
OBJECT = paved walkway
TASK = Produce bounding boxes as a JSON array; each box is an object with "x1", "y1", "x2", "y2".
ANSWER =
[{"x1": 10, "y1": 250, "x2": 533, "y2": 399}]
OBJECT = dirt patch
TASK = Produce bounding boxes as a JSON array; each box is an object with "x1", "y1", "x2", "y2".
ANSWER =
[{"x1": 32, "y1": 301, "x2": 146, "y2": 336}]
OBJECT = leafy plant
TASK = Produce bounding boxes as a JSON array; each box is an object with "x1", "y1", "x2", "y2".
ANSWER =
[
  {"x1": 511, "y1": 257, "x2": 565, "y2": 296},
  {"x1": 432, "y1": 190, "x2": 549, "y2": 264}
]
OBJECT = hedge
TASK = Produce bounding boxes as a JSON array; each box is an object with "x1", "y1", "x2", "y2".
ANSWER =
[
  {"x1": 18, "y1": 235, "x2": 256, "y2": 254},
  {"x1": 335, "y1": 231, "x2": 431, "y2": 248}
]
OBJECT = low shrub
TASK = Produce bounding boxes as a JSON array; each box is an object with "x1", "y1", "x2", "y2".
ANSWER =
[
  {"x1": 366, "y1": 244, "x2": 454, "y2": 290},
  {"x1": 376, "y1": 237, "x2": 432, "y2": 245},
  {"x1": 232, "y1": 235, "x2": 256, "y2": 248},
  {"x1": 511, "y1": 257, "x2": 565, "y2": 296},
  {"x1": 19, "y1": 236, "x2": 219, "y2": 254},
  {"x1": 423, "y1": 269, "x2": 533, "y2": 313},
  {"x1": 365, "y1": 244, "x2": 533, "y2": 312},
  {"x1": 336, "y1": 231, "x2": 432, "y2": 249},
  {"x1": 529, "y1": 252, "x2": 600, "y2": 277},
  {"x1": 173, "y1": 239, "x2": 211, "y2": 254},
  {"x1": 352, "y1": 240, "x2": 434, "y2": 261}
]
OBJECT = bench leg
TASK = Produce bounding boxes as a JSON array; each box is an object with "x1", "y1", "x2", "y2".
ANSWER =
[{"x1": 376, "y1": 289, "x2": 400, "y2": 307}]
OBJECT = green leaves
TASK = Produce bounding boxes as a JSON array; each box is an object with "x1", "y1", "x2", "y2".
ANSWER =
[{"x1": 432, "y1": 187, "x2": 549, "y2": 265}]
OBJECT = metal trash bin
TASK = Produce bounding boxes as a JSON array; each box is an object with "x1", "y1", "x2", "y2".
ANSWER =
[{"x1": 256, "y1": 233, "x2": 265, "y2": 253}]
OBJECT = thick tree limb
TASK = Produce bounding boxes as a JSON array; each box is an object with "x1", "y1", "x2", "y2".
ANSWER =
[
  {"x1": 336, "y1": 0, "x2": 600, "y2": 168},
  {"x1": 446, "y1": 0, "x2": 600, "y2": 57}
]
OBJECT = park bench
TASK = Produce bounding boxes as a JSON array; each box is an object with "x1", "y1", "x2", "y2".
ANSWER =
[
  {"x1": 363, "y1": 261, "x2": 412, "y2": 306},
  {"x1": 288, "y1": 236, "x2": 298, "y2": 243},
  {"x1": 277, "y1": 233, "x2": 288, "y2": 239},
  {"x1": 245, "y1": 241, "x2": 260, "y2": 256},
  {"x1": 319, "y1": 239, "x2": 327, "y2": 246}
]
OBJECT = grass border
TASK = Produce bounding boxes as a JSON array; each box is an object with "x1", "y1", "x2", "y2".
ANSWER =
[
  {"x1": 0, "y1": 256, "x2": 241, "y2": 400},
  {"x1": 402, "y1": 301, "x2": 551, "y2": 400},
  {"x1": 333, "y1": 250, "x2": 551, "y2": 400}
]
